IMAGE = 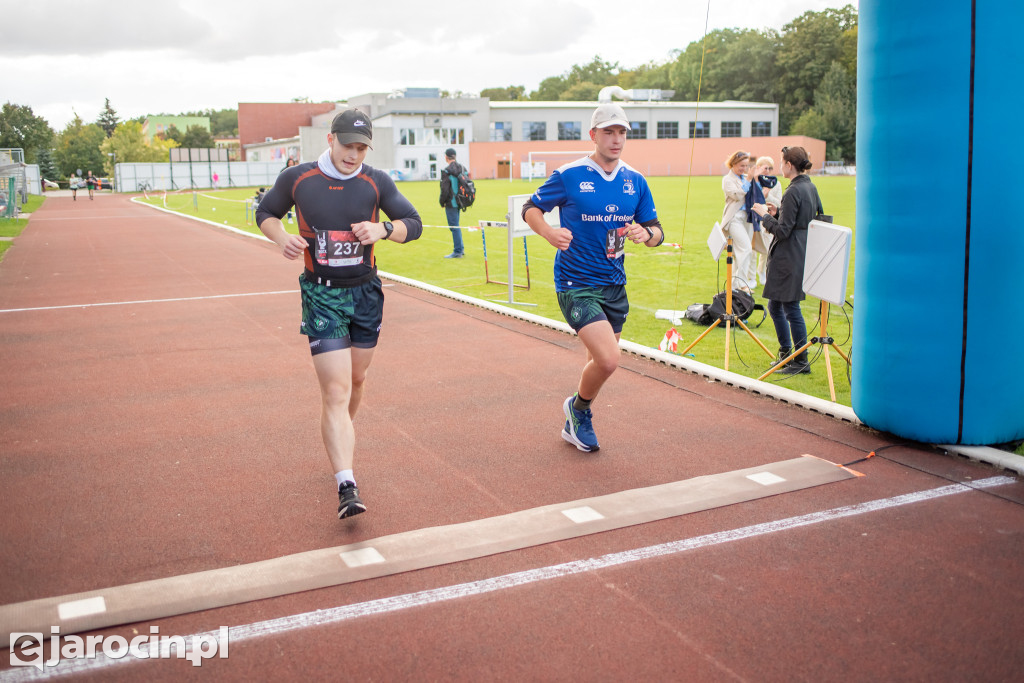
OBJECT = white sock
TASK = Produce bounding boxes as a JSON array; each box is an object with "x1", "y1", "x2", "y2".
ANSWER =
[{"x1": 335, "y1": 470, "x2": 355, "y2": 488}]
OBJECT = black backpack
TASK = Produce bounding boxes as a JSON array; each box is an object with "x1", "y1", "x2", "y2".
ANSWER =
[
  {"x1": 453, "y1": 168, "x2": 476, "y2": 211},
  {"x1": 684, "y1": 289, "x2": 764, "y2": 327}
]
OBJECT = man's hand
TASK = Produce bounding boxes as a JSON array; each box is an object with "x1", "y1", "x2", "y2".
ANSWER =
[
  {"x1": 626, "y1": 222, "x2": 652, "y2": 244},
  {"x1": 351, "y1": 221, "x2": 385, "y2": 245},
  {"x1": 544, "y1": 227, "x2": 573, "y2": 251},
  {"x1": 280, "y1": 234, "x2": 308, "y2": 260}
]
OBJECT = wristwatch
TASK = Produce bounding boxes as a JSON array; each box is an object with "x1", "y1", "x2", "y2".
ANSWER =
[
  {"x1": 643, "y1": 225, "x2": 655, "y2": 242},
  {"x1": 382, "y1": 221, "x2": 394, "y2": 240}
]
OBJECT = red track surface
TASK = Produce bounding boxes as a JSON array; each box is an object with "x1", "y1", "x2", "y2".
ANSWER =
[{"x1": 1, "y1": 194, "x2": 1022, "y2": 681}]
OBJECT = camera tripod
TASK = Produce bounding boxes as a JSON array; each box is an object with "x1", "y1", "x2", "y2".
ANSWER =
[
  {"x1": 758, "y1": 298, "x2": 851, "y2": 401},
  {"x1": 680, "y1": 239, "x2": 774, "y2": 371}
]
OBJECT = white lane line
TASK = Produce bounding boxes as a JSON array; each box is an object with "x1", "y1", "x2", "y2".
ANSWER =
[
  {"x1": 0, "y1": 291, "x2": 298, "y2": 314},
  {"x1": 2, "y1": 475, "x2": 1014, "y2": 681},
  {"x1": 24, "y1": 215, "x2": 154, "y2": 221}
]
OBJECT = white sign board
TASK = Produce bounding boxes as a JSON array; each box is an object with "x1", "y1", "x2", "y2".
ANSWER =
[
  {"x1": 520, "y1": 162, "x2": 547, "y2": 179},
  {"x1": 706, "y1": 221, "x2": 726, "y2": 261},
  {"x1": 508, "y1": 194, "x2": 559, "y2": 239},
  {"x1": 803, "y1": 220, "x2": 852, "y2": 305}
]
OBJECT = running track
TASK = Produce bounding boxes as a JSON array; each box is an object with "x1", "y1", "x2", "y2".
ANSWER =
[{"x1": 1, "y1": 194, "x2": 1022, "y2": 681}]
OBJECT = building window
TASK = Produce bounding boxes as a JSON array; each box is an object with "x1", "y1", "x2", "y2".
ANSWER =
[
  {"x1": 401, "y1": 127, "x2": 464, "y2": 145},
  {"x1": 627, "y1": 122, "x2": 647, "y2": 139},
  {"x1": 491, "y1": 121, "x2": 512, "y2": 142},
  {"x1": 689, "y1": 121, "x2": 710, "y2": 138},
  {"x1": 752, "y1": 121, "x2": 772, "y2": 137},
  {"x1": 656, "y1": 121, "x2": 678, "y2": 139},
  {"x1": 557, "y1": 121, "x2": 582, "y2": 140},
  {"x1": 403, "y1": 159, "x2": 417, "y2": 170},
  {"x1": 445, "y1": 128, "x2": 465, "y2": 145},
  {"x1": 523, "y1": 121, "x2": 547, "y2": 141},
  {"x1": 721, "y1": 121, "x2": 742, "y2": 137}
]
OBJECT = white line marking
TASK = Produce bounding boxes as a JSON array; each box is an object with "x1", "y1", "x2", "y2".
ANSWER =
[
  {"x1": 0, "y1": 291, "x2": 298, "y2": 314},
  {"x1": 339, "y1": 548, "x2": 386, "y2": 568},
  {"x1": 747, "y1": 472, "x2": 786, "y2": 486},
  {"x1": 562, "y1": 506, "x2": 605, "y2": 523},
  {"x1": 56, "y1": 596, "x2": 106, "y2": 620},
  {"x1": 25, "y1": 215, "x2": 151, "y2": 221},
  {"x1": 4, "y1": 475, "x2": 1012, "y2": 681}
]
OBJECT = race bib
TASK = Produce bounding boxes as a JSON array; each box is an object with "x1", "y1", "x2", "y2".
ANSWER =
[
  {"x1": 605, "y1": 226, "x2": 628, "y2": 259},
  {"x1": 313, "y1": 227, "x2": 365, "y2": 267}
]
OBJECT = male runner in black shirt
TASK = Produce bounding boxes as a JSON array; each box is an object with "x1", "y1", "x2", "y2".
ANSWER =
[{"x1": 257, "y1": 109, "x2": 423, "y2": 520}]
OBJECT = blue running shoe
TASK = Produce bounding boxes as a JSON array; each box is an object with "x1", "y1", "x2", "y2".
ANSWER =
[{"x1": 561, "y1": 395, "x2": 599, "y2": 452}]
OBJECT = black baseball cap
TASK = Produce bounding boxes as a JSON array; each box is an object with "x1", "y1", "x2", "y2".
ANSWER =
[
  {"x1": 331, "y1": 109, "x2": 373, "y2": 149},
  {"x1": 445, "y1": 148, "x2": 456, "y2": 158}
]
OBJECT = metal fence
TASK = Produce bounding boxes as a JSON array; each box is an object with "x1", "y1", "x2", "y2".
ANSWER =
[
  {"x1": 0, "y1": 148, "x2": 29, "y2": 212},
  {"x1": 113, "y1": 161, "x2": 291, "y2": 193}
]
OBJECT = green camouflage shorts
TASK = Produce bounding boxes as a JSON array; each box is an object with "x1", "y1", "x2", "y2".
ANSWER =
[{"x1": 299, "y1": 274, "x2": 384, "y2": 348}]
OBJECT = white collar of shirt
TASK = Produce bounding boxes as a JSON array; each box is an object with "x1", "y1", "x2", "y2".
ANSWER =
[
  {"x1": 583, "y1": 156, "x2": 624, "y2": 181},
  {"x1": 318, "y1": 148, "x2": 362, "y2": 180}
]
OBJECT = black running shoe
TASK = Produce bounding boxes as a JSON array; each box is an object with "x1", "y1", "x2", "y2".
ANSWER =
[{"x1": 338, "y1": 481, "x2": 367, "y2": 519}]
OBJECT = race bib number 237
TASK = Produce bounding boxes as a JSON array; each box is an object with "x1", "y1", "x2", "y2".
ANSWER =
[{"x1": 314, "y1": 228, "x2": 364, "y2": 267}]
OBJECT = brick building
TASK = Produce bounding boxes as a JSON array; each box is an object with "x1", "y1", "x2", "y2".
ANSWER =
[{"x1": 237, "y1": 102, "x2": 338, "y2": 161}]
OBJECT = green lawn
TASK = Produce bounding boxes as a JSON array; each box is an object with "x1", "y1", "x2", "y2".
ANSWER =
[
  {"x1": 142, "y1": 176, "x2": 858, "y2": 405},
  {"x1": 0, "y1": 194, "x2": 46, "y2": 259}
]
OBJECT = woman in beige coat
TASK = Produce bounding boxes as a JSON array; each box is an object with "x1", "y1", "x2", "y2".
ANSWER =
[{"x1": 720, "y1": 151, "x2": 753, "y2": 292}]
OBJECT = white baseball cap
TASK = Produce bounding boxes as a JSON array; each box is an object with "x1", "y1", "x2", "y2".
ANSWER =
[{"x1": 590, "y1": 103, "x2": 630, "y2": 130}]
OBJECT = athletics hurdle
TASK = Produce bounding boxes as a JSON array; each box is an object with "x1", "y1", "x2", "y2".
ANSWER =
[{"x1": 479, "y1": 195, "x2": 561, "y2": 307}]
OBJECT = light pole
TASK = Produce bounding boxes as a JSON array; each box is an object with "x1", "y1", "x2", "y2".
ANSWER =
[{"x1": 106, "y1": 152, "x2": 116, "y2": 192}]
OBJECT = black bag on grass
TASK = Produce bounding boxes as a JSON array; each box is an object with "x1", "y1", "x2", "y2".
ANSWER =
[{"x1": 684, "y1": 289, "x2": 764, "y2": 327}]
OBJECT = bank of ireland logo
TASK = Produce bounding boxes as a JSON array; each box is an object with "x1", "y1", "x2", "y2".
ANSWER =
[
  {"x1": 605, "y1": 204, "x2": 619, "y2": 213},
  {"x1": 579, "y1": 181, "x2": 595, "y2": 192},
  {"x1": 623, "y1": 179, "x2": 635, "y2": 195}
]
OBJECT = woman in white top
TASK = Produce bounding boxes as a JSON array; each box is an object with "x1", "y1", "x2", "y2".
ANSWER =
[{"x1": 720, "y1": 150, "x2": 754, "y2": 293}]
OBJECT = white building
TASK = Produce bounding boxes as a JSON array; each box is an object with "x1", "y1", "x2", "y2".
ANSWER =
[{"x1": 243, "y1": 89, "x2": 786, "y2": 181}]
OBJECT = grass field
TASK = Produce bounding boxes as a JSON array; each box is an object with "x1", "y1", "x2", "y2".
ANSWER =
[
  {"x1": 142, "y1": 175, "x2": 858, "y2": 405},
  {"x1": 0, "y1": 195, "x2": 45, "y2": 260}
]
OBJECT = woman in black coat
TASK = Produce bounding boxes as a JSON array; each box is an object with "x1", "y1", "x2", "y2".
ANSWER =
[{"x1": 751, "y1": 146, "x2": 823, "y2": 375}]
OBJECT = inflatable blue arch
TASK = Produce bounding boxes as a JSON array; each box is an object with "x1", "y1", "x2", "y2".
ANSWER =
[{"x1": 854, "y1": 0, "x2": 1024, "y2": 444}]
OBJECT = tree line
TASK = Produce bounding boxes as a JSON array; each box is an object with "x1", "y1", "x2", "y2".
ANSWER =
[
  {"x1": 481, "y1": 5, "x2": 857, "y2": 160},
  {"x1": 0, "y1": 99, "x2": 238, "y2": 183}
]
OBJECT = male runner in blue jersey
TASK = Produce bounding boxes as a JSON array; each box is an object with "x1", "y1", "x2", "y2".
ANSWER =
[
  {"x1": 522, "y1": 103, "x2": 664, "y2": 452},
  {"x1": 256, "y1": 109, "x2": 423, "y2": 519}
]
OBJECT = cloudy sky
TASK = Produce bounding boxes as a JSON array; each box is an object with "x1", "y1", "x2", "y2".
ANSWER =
[{"x1": 4, "y1": 0, "x2": 857, "y2": 132}]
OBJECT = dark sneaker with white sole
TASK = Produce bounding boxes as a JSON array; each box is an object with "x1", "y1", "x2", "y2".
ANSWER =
[{"x1": 338, "y1": 481, "x2": 367, "y2": 519}]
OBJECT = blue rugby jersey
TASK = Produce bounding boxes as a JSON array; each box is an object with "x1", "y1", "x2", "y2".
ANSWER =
[{"x1": 528, "y1": 157, "x2": 657, "y2": 292}]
